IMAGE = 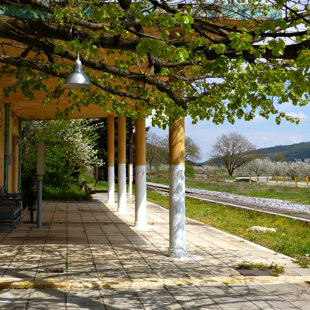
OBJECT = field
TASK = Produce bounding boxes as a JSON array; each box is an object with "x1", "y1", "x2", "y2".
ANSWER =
[
  {"x1": 148, "y1": 175, "x2": 310, "y2": 204},
  {"x1": 147, "y1": 174, "x2": 310, "y2": 266},
  {"x1": 83, "y1": 174, "x2": 310, "y2": 266}
]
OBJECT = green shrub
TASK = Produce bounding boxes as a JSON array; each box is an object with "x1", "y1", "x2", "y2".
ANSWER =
[
  {"x1": 42, "y1": 184, "x2": 90, "y2": 201},
  {"x1": 185, "y1": 163, "x2": 194, "y2": 177}
]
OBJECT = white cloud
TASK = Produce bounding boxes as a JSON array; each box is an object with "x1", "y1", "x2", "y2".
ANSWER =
[
  {"x1": 288, "y1": 135, "x2": 303, "y2": 144},
  {"x1": 252, "y1": 115, "x2": 266, "y2": 123},
  {"x1": 145, "y1": 115, "x2": 153, "y2": 127},
  {"x1": 244, "y1": 131, "x2": 305, "y2": 150},
  {"x1": 286, "y1": 112, "x2": 308, "y2": 121}
]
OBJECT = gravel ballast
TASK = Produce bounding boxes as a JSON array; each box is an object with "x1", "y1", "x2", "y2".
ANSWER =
[{"x1": 147, "y1": 182, "x2": 310, "y2": 214}]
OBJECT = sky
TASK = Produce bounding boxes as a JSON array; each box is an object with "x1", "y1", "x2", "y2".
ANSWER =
[{"x1": 146, "y1": 101, "x2": 310, "y2": 162}]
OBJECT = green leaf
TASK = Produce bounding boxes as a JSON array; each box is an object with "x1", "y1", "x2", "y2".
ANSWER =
[{"x1": 54, "y1": 45, "x2": 63, "y2": 54}]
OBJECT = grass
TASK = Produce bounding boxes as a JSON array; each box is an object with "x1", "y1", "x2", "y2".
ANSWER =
[
  {"x1": 87, "y1": 180, "x2": 109, "y2": 192},
  {"x1": 147, "y1": 188, "x2": 310, "y2": 267},
  {"x1": 147, "y1": 175, "x2": 310, "y2": 205},
  {"x1": 82, "y1": 175, "x2": 109, "y2": 192},
  {"x1": 234, "y1": 263, "x2": 285, "y2": 276},
  {"x1": 43, "y1": 173, "x2": 310, "y2": 265},
  {"x1": 42, "y1": 177, "x2": 110, "y2": 201},
  {"x1": 43, "y1": 184, "x2": 89, "y2": 201}
]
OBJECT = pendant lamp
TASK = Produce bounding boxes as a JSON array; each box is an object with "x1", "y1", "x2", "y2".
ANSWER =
[{"x1": 64, "y1": 55, "x2": 91, "y2": 88}]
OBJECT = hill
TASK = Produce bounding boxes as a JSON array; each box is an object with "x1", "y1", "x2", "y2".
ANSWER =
[
  {"x1": 257, "y1": 141, "x2": 310, "y2": 162},
  {"x1": 199, "y1": 141, "x2": 310, "y2": 166}
]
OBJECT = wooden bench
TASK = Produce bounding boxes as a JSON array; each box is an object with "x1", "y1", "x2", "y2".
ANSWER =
[
  {"x1": 0, "y1": 201, "x2": 22, "y2": 231},
  {"x1": 0, "y1": 187, "x2": 23, "y2": 231}
]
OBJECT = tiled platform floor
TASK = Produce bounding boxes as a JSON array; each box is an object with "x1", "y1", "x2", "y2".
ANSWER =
[{"x1": 0, "y1": 193, "x2": 310, "y2": 309}]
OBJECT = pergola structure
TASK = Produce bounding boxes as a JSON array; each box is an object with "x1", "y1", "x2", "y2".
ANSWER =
[
  {"x1": 0, "y1": 1, "x2": 285, "y2": 258},
  {"x1": 0, "y1": 75, "x2": 186, "y2": 257}
]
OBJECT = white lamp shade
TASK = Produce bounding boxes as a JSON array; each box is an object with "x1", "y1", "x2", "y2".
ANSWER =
[{"x1": 64, "y1": 58, "x2": 91, "y2": 88}]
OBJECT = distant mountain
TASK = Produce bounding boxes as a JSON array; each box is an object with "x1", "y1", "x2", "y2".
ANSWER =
[
  {"x1": 257, "y1": 141, "x2": 310, "y2": 162},
  {"x1": 198, "y1": 141, "x2": 310, "y2": 166}
]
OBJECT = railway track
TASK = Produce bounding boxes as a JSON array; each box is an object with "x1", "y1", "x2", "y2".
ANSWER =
[{"x1": 147, "y1": 182, "x2": 310, "y2": 223}]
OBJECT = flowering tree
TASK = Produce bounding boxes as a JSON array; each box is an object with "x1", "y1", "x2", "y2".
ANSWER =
[
  {"x1": 236, "y1": 158, "x2": 310, "y2": 179},
  {"x1": 0, "y1": 1, "x2": 309, "y2": 127},
  {"x1": 248, "y1": 158, "x2": 270, "y2": 176},
  {"x1": 270, "y1": 161, "x2": 287, "y2": 177},
  {"x1": 22, "y1": 120, "x2": 102, "y2": 187},
  {"x1": 286, "y1": 160, "x2": 308, "y2": 179}
]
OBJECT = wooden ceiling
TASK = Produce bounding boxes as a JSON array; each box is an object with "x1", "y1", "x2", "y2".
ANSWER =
[{"x1": 0, "y1": 75, "x2": 116, "y2": 120}]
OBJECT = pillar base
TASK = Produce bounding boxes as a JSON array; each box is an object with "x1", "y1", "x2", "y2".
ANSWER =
[
  {"x1": 117, "y1": 163, "x2": 126, "y2": 213},
  {"x1": 168, "y1": 247, "x2": 187, "y2": 258},
  {"x1": 108, "y1": 166, "x2": 115, "y2": 204},
  {"x1": 134, "y1": 165, "x2": 147, "y2": 228},
  {"x1": 169, "y1": 163, "x2": 187, "y2": 258},
  {"x1": 128, "y1": 163, "x2": 133, "y2": 203}
]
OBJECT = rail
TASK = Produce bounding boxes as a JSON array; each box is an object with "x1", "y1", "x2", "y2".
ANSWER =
[{"x1": 146, "y1": 182, "x2": 310, "y2": 223}]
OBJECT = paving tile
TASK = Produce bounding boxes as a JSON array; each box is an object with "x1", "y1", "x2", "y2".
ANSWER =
[
  {"x1": 0, "y1": 289, "x2": 29, "y2": 309},
  {"x1": 66, "y1": 289, "x2": 105, "y2": 309},
  {"x1": 26, "y1": 288, "x2": 66, "y2": 309},
  {"x1": 1, "y1": 193, "x2": 310, "y2": 309},
  {"x1": 135, "y1": 287, "x2": 183, "y2": 309}
]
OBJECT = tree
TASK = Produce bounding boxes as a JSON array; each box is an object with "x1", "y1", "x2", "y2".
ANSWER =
[
  {"x1": 273, "y1": 152, "x2": 286, "y2": 162},
  {"x1": 146, "y1": 132, "x2": 168, "y2": 172},
  {"x1": 210, "y1": 132, "x2": 258, "y2": 176},
  {"x1": 0, "y1": 1, "x2": 309, "y2": 127},
  {"x1": 236, "y1": 158, "x2": 310, "y2": 179},
  {"x1": 185, "y1": 136, "x2": 201, "y2": 162},
  {"x1": 21, "y1": 120, "x2": 102, "y2": 188}
]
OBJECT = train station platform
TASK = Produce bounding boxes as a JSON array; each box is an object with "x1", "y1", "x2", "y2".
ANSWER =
[{"x1": 0, "y1": 193, "x2": 310, "y2": 309}]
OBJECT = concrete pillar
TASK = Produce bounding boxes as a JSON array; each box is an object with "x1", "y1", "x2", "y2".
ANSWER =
[
  {"x1": 107, "y1": 116, "x2": 115, "y2": 204},
  {"x1": 4, "y1": 104, "x2": 10, "y2": 192},
  {"x1": 18, "y1": 120, "x2": 22, "y2": 193},
  {"x1": 169, "y1": 118, "x2": 187, "y2": 258},
  {"x1": 37, "y1": 176, "x2": 43, "y2": 228},
  {"x1": 128, "y1": 120, "x2": 134, "y2": 203},
  {"x1": 0, "y1": 102, "x2": 5, "y2": 187},
  {"x1": 117, "y1": 116, "x2": 126, "y2": 213},
  {"x1": 11, "y1": 117, "x2": 19, "y2": 192},
  {"x1": 135, "y1": 117, "x2": 147, "y2": 228},
  {"x1": 8, "y1": 109, "x2": 14, "y2": 193}
]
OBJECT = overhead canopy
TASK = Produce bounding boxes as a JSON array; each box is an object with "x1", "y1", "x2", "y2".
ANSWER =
[
  {"x1": 0, "y1": 1, "x2": 304, "y2": 126},
  {"x1": 0, "y1": 75, "x2": 115, "y2": 120}
]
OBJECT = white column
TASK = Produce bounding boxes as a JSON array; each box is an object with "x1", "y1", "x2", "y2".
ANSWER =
[
  {"x1": 108, "y1": 166, "x2": 115, "y2": 204},
  {"x1": 128, "y1": 163, "x2": 133, "y2": 203},
  {"x1": 118, "y1": 163, "x2": 126, "y2": 213},
  {"x1": 168, "y1": 118, "x2": 187, "y2": 258},
  {"x1": 107, "y1": 116, "x2": 115, "y2": 204},
  {"x1": 135, "y1": 165, "x2": 147, "y2": 227},
  {"x1": 169, "y1": 163, "x2": 186, "y2": 257},
  {"x1": 117, "y1": 116, "x2": 126, "y2": 213},
  {"x1": 128, "y1": 121, "x2": 134, "y2": 203},
  {"x1": 134, "y1": 117, "x2": 147, "y2": 227}
]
